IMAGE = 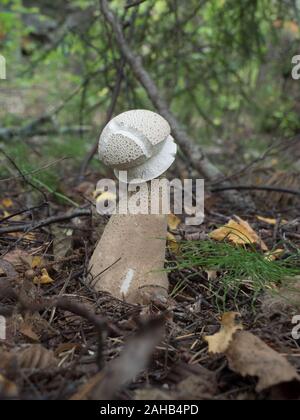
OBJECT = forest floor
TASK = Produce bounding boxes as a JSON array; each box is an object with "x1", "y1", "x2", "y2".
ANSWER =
[{"x1": 0, "y1": 159, "x2": 300, "y2": 401}]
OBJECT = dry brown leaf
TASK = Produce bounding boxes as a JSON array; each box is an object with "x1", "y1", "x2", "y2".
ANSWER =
[
  {"x1": 167, "y1": 213, "x2": 181, "y2": 230},
  {"x1": 3, "y1": 249, "x2": 31, "y2": 268},
  {"x1": 55, "y1": 343, "x2": 80, "y2": 357},
  {"x1": 209, "y1": 216, "x2": 268, "y2": 251},
  {"x1": 8, "y1": 231, "x2": 36, "y2": 241},
  {"x1": 226, "y1": 330, "x2": 300, "y2": 392},
  {"x1": 205, "y1": 312, "x2": 243, "y2": 354},
  {"x1": 18, "y1": 345, "x2": 57, "y2": 370},
  {"x1": 19, "y1": 323, "x2": 40, "y2": 342}
]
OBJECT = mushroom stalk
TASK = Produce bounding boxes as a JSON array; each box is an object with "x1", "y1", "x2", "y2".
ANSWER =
[
  {"x1": 88, "y1": 110, "x2": 177, "y2": 304},
  {"x1": 89, "y1": 212, "x2": 168, "y2": 304}
]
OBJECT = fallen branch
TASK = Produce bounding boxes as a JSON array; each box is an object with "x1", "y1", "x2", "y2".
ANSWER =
[
  {"x1": 0, "y1": 285, "x2": 109, "y2": 334},
  {"x1": 99, "y1": 0, "x2": 255, "y2": 210},
  {"x1": 0, "y1": 208, "x2": 91, "y2": 235}
]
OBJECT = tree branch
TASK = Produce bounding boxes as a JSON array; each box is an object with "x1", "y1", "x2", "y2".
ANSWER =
[{"x1": 98, "y1": 0, "x2": 255, "y2": 210}]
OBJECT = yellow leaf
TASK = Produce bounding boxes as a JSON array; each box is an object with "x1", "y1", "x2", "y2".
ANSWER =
[
  {"x1": 264, "y1": 248, "x2": 284, "y2": 261},
  {"x1": 167, "y1": 232, "x2": 180, "y2": 255},
  {"x1": 209, "y1": 216, "x2": 268, "y2": 251},
  {"x1": 256, "y1": 216, "x2": 277, "y2": 225},
  {"x1": 1, "y1": 198, "x2": 13, "y2": 208},
  {"x1": 31, "y1": 256, "x2": 43, "y2": 269},
  {"x1": 204, "y1": 312, "x2": 243, "y2": 354},
  {"x1": 33, "y1": 268, "x2": 54, "y2": 285},
  {"x1": 167, "y1": 213, "x2": 181, "y2": 230}
]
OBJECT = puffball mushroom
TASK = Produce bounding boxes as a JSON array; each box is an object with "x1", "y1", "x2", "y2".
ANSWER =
[{"x1": 89, "y1": 110, "x2": 177, "y2": 304}]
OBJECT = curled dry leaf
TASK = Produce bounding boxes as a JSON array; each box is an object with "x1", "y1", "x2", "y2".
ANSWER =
[
  {"x1": 33, "y1": 268, "x2": 54, "y2": 285},
  {"x1": 19, "y1": 323, "x2": 40, "y2": 342},
  {"x1": 206, "y1": 314, "x2": 300, "y2": 394},
  {"x1": 209, "y1": 216, "x2": 268, "y2": 251},
  {"x1": 18, "y1": 344, "x2": 57, "y2": 370},
  {"x1": 205, "y1": 312, "x2": 243, "y2": 354},
  {"x1": 226, "y1": 330, "x2": 300, "y2": 392}
]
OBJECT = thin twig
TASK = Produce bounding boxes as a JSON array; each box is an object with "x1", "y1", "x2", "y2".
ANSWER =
[
  {"x1": 0, "y1": 208, "x2": 91, "y2": 235},
  {"x1": 125, "y1": 0, "x2": 147, "y2": 9}
]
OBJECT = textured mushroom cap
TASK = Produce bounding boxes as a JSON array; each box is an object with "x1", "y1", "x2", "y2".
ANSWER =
[{"x1": 98, "y1": 109, "x2": 177, "y2": 182}]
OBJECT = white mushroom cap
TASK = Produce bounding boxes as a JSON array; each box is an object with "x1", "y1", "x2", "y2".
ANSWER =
[{"x1": 98, "y1": 109, "x2": 177, "y2": 183}]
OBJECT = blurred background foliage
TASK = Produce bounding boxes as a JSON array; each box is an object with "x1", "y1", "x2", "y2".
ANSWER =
[{"x1": 0, "y1": 0, "x2": 300, "y2": 189}]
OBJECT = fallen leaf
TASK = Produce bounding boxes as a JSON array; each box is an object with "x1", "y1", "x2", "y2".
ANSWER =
[
  {"x1": 18, "y1": 345, "x2": 57, "y2": 370},
  {"x1": 19, "y1": 323, "x2": 40, "y2": 342},
  {"x1": 256, "y1": 216, "x2": 277, "y2": 225},
  {"x1": 168, "y1": 213, "x2": 181, "y2": 230},
  {"x1": 31, "y1": 256, "x2": 44, "y2": 269},
  {"x1": 226, "y1": 330, "x2": 300, "y2": 392},
  {"x1": 2, "y1": 210, "x2": 10, "y2": 218},
  {"x1": 264, "y1": 248, "x2": 284, "y2": 261},
  {"x1": 257, "y1": 216, "x2": 288, "y2": 226},
  {"x1": 1, "y1": 198, "x2": 13, "y2": 208},
  {"x1": 167, "y1": 232, "x2": 180, "y2": 255},
  {"x1": 209, "y1": 216, "x2": 268, "y2": 251},
  {"x1": 205, "y1": 312, "x2": 243, "y2": 354},
  {"x1": 55, "y1": 343, "x2": 80, "y2": 357},
  {"x1": 33, "y1": 268, "x2": 54, "y2": 285},
  {"x1": 3, "y1": 249, "x2": 31, "y2": 268}
]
